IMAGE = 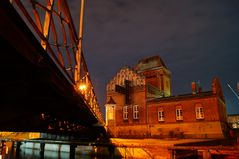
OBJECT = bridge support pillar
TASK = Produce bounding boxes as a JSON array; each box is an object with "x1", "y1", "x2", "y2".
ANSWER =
[
  {"x1": 70, "y1": 144, "x2": 76, "y2": 159},
  {"x1": 16, "y1": 141, "x2": 21, "y2": 157},
  {"x1": 0, "y1": 141, "x2": 5, "y2": 155},
  {"x1": 40, "y1": 142, "x2": 45, "y2": 159},
  {"x1": 108, "y1": 145, "x2": 115, "y2": 159}
]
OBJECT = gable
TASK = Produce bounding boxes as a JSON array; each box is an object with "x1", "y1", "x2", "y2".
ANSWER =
[{"x1": 107, "y1": 67, "x2": 145, "y2": 92}]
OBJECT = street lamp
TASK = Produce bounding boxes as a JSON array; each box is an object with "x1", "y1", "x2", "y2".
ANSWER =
[{"x1": 79, "y1": 84, "x2": 87, "y2": 91}]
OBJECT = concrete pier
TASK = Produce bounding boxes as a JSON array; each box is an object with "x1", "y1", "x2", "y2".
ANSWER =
[{"x1": 70, "y1": 144, "x2": 76, "y2": 159}]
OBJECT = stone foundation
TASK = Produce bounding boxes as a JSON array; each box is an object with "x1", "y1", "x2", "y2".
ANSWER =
[{"x1": 111, "y1": 121, "x2": 225, "y2": 139}]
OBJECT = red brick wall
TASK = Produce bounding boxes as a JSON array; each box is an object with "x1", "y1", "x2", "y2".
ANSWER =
[
  {"x1": 148, "y1": 96, "x2": 222, "y2": 124},
  {"x1": 108, "y1": 93, "x2": 227, "y2": 138},
  {"x1": 107, "y1": 86, "x2": 146, "y2": 126}
]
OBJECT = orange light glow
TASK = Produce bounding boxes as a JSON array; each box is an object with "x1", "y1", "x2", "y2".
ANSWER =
[
  {"x1": 79, "y1": 84, "x2": 87, "y2": 91},
  {"x1": 0, "y1": 132, "x2": 40, "y2": 140}
]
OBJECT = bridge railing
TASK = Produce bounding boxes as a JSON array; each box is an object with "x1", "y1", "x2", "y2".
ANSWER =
[{"x1": 10, "y1": 0, "x2": 104, "y2": 124}]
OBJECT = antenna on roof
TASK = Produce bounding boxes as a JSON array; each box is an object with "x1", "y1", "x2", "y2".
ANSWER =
[
  {"x1": 237, "y1": 82, "x2": 239, "y2": 92},
  {"x1": 227, "y1": 83, "x2": 239, "y2": 100}
]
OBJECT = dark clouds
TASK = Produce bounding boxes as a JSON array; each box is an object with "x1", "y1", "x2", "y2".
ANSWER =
[{"x1": 69, "y1": 0, "x2": 239, "y2": 114}]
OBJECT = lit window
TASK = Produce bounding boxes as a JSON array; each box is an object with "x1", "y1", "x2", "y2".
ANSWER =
[
  {"x1": 176, "y1": 107, "x2": 183, "y2": 120},
  {"x1": 158, "y1": 109, "x2": 164, "y2": 121},
  {"x1": 133, "y1": 105, "x2": 139, "y2": 119},
  {"x1": 123, "y1": 106, "x2": 128, "y2": 120},
  {"x1": 195, "y1": 104, "x2": 204, "y2": 119},
  {"x1": 108, "y1": 106, "x2": 114, "y2": 120}
]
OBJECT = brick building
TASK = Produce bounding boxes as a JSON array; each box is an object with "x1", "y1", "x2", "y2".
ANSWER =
[{"x1": 105, "y1": 56, "x2": 228, "y2": 139}]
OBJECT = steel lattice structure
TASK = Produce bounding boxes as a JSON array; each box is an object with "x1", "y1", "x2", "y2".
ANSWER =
[{"x1": 10, "y1": 0, "x2": 104, "y2": 124}]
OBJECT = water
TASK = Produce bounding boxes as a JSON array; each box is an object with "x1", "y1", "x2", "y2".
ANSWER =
[
  {"x1": 0, "y1": 149, "x2": 97, "y2": 159},
  {"x1": 0, "y1": 142, "x2": 115, "y2": 159}
]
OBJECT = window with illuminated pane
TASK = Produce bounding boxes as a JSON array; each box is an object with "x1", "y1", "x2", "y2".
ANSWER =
[
  {"x1": 123, "y1": 105, "x2": 128, "y2": 120},
  {"x1": 176, "y1": 106, "x2": 183, "y2": 120},
  {"x1": 158, "y1": 108, "x2": 164, "y2": 121},
  {"x1": 133, "y1": 105, "x2": 139, "y2": 119},
  {"x1": 108, "y1": 106, "x2": 114, "y2": 120},
  {"x1": 195, "y1": 103, "x2": 204, "y2": 119}
]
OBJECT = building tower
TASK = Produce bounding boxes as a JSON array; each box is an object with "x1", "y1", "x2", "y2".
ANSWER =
[{"x1": 135, "y1": 56, "x2": 172, "y2": 98}]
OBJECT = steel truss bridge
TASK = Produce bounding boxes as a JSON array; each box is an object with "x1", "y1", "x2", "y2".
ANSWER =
[{"x1": 0, "y1": 0, "x2": 105, "y2": 140}]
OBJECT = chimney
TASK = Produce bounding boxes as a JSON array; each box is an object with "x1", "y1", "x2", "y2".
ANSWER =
[
  {"x1": 197, "y1": 80, "x2": 202, "y2": 93},
  {"x1": 192, "y1": 81, "x2": 197, "y2": 94}
]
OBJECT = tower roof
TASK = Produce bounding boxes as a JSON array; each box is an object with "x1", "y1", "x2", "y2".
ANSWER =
[
  {"x1": 135, "y1": 55, "x2": 167, "y2": 71},
  {"x1": 106, "y1": 96, "x2": 116, "y2": 104}
]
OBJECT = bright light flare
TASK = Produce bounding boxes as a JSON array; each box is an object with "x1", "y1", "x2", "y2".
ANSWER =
[{"x1": 79, "y1": 84, "x2": 87, "y2": 91}]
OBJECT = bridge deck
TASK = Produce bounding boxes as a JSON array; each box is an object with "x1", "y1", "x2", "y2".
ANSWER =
[{"x1": 0, "y1": 1, "x2": 104, "y2": 138}]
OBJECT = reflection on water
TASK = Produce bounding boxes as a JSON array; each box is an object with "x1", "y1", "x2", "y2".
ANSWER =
[
  {"x1": 0, "y1": 141, "x2": 110, "y2": 159},
  {"x1": 1, "y1": 149, "x2": 95, "y2": 159}
]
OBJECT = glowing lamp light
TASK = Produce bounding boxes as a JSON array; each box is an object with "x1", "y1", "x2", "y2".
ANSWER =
[{"x1": 79, "y1": 84, "x2": 87, "y2": 91}]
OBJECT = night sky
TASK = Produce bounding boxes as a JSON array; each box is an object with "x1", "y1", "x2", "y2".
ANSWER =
[{"x1": 69, "y1": 0, "x2": 239, "y2": 115}]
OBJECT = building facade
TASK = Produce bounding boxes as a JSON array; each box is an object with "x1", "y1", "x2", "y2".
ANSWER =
[{"x1": 105, "y1": 56, "x2": 228, "y2": 139}]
